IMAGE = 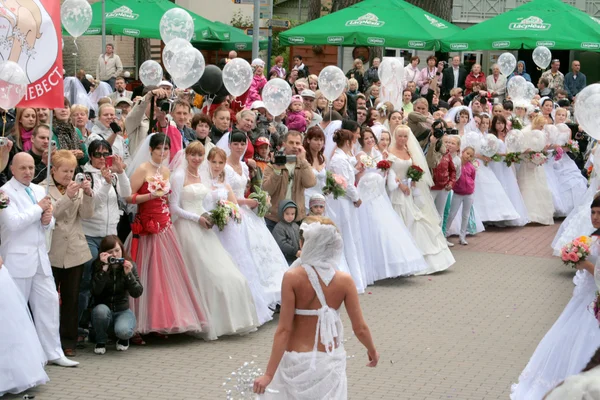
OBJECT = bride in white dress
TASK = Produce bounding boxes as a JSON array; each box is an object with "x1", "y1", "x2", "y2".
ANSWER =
[
  {"x1": 303, "y1": 127, "x2": 328, "y2": 212},
  {"x1": 511, "y1": 198, "x2": 600, "y2": 400},
  {"x1": 225, "y1": 131, "x2": 288, "y2": 306},
  {"x1": 356, "y1": 127, "x2": 429, "y2": 281},
  {"x1": 169, "y1": 144, "x2": 259, "y2": 340},
  {"x1": 387, "y1": 125, "x2": 455, "y2": 274},
  {"x1": 201, "y1": 147, "x2": 273, "y2": 326},
  {"x1": 0, "y1": 262, "x2": 48, "y2": 396}
]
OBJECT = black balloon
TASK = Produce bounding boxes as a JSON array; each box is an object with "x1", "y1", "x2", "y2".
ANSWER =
[{"x1": 197, "y1": 65, "x2": 223, "y2": 95}]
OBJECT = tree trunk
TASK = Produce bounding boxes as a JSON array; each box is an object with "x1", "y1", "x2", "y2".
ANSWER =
[
  {"x1": 405, "y1": 0, "x2": 453, "y2": 21},
  {"x1": 138, "y1": 38, "x2": 152, "y2": 67},
  {"x1": 308, "y1": 0, "x2": 322, "y2": 21}
]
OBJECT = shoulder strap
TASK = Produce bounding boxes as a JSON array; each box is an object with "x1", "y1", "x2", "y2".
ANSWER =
[{"x1": 301, "y1": 264, "x2": 327, "y2": 308}]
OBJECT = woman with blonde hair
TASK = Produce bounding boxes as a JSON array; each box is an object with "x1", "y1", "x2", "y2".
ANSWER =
[
  {"x1": 307, "y1": 74, "x2": 319, "y2": 92},
  {"x1": 40, "y1": 150, "x2": 94, "y2": 356},
  {"x1": 254, "y1": 217, "x2": 379, "y2": 397},
  {"x1": 346, "y1": 58, "x2": 365, "y2": 93},
  {"x1": 314, "y1": 90, "x2": 328, "y2": 115},
  {"x1": 332, "y1": 93, "x2": 348, "y2": 118},
  {"x1": 70, "y1": 104, "x2": 90, "y2": 138}
]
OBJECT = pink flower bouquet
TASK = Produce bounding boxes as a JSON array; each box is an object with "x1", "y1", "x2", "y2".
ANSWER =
[
  {"x1": 322, "y1": 171, "x2": 347, "y2": 199},
  {"x1": 561, "y1": 236, "x2": 592, "y2": 268},
  {"x1": 148, "y1": 173, "x2": 171, "y2": 197}
]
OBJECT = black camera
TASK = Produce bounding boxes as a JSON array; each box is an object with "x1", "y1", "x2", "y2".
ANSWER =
[
  {"x1": 157, "y1": 98, "x2": 172, "y2": 113},
  {"x1": 108, "y1": 257, "x2": 125, "y2": 265},
  {"x1": 273, "y1": 151, "x2": 297, "y2": 166}
]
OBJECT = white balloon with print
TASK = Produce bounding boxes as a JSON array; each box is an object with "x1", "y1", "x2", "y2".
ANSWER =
[
  {"x1": 507, "y1": 75, "x2": 526, "y2": 100},
  {"x1": 532, "y1": 46, "x2": 552, "y2": 70},
  {"x1": 262, "y1": 78, "x2": 292, "y2": 117},
  {"x1": 378, "y1": 57, "x2": 404, "y2": 87},
  {"x1": 160, "y1": 8, "x2": 195, "y2": 44},
  {"x1": 574, "y1": 84, "x2": 600, "y2": 140},
  {"x1": 222, "y1": 58, "x2": 253, "y2": 97},
  {"x1": 163, "y1": 38, "x2": 193, "y2": 76},
  {"x1": 318, "y1": 66, "x2": 346, "y2": 102},
  {"x1": 139, "y1": 60, "x2": 163, "y2": 87},
  {"x1": 0, "y1": 61, "x2": 28, "y2": 109},
  {"x1": 61, "y1": 0, "x2": 93, "y2": 38},
  {"x1": 171, "y1": 48, "x2": 205, "y2": 89},
  {"x1": 523, "y1": 82, "x2": 536, "y2": 101},
  {"x1": 497, "y1": 53, "x2": 516, "y2": 77},
  {"x1": 505, "y1": 130, "x2": 524, "y2": 153}
]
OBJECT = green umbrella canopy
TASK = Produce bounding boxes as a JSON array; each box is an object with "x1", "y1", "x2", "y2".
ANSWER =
[
  {"x1": 441, "y1": 0, "x2": 600, "y2": 52},
  {"x1": 64, "y1": 0, "x2": 229, "y2": 41},
  {"x1": 193, "y1": 22, "x2": 267, "y2": 51},
  {"x1": 279, "y1": 0, "x2": 461, "y2": 50}
]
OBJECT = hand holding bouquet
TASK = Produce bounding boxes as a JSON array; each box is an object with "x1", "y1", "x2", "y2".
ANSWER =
[
  {"x1": 561, "y1": 236, "x2": 592, "y2": 268},
  {"x1": 565, "y1": 139, "x2": 580, "y2": 154},
  {"x1": 148, "y1": 173, "x2": 171, "y2": 197},
  {"x1": 249, "y1": 185, "x2": 271, "y2": 218},
  {"x1": 503, "y1": 152, "x2": 522, "y2": 167},
  {"x1": 209, "y1": 200, "x2": 242, "y2": 231},
  {"x1": 525, "y1": 151, "x2": 548, "y2": 166},
  {"x1": 376, "y1": 159, "x2": 391, "y2": 172},
  {"x1": 0, "y1": 190, "x2": 10, "y2": 210},
  {"x1": 406, "y1": 165, "x2": 424, "y2": 182},
  {"x1": 322, "y1": 171, "x2": 347, "y2": 199}
]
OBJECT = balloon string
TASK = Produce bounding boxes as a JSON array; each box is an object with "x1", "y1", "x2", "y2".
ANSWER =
[{"x1": 73, "y1": 38, "x2": 79, "y2": 54}]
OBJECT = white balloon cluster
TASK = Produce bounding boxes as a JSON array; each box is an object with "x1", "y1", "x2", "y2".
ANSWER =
[
  {"x1": 574, "y1": 84, "x2": 600, "y2": 141},
  {"x1": 507, "y1": 76, "x2": 536, "y2": 104},
  {"x1": 0, "y1": 61, "x2": 28, "y2": 110},
  {"x1": 61, "y1": 0, "x2": 93, "y2": 38},
  {"x1": 318, "y1": 66, "x2": 346, "y2": 102},
  {"x1": 262, "y1": 78, "x2": 292, "y2": 116}
]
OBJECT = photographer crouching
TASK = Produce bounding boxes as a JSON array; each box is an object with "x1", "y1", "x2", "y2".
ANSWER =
[{"x1": 91, "y1": 235, "x2": 143, "y2": 355}]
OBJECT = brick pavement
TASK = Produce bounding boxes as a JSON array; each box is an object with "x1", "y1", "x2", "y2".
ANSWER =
[{"x1": 4, "y1": 222, "x2": 577, "y2": 400}]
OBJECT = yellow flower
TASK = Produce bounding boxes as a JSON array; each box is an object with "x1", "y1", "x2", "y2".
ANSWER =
[{"x1": 577, "y1": 236, "x2": 592, "y2": 246}]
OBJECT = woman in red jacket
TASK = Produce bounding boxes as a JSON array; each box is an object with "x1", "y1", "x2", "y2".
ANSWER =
[{"x1": 465, "y1": 64, "x2": 486, "y2": 95}]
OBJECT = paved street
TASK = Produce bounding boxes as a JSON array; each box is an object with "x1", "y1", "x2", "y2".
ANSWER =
[{"x1": 6, "y1": 223, "x2": 577, "y2": 400}]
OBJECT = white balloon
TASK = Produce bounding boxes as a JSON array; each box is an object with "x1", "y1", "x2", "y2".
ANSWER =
[
  {"x1": 532, "y1": 46, "x2": 552, "y2": 70},
  {"x1": 222, "y1": 58, "x2": 253, "y2": 97},
  {"x1": 378, "y1": 57, "x2": 404, "y2": 87},
  {"x1": 139, "y1": 60, "x2": 163, "y2": 87},
  {"x1": 574, "y1": 84, "x2": 600, "y2": 140},
  {"x1": 527, "y1": 130, "x2": 547, "y2": 152},
  {"x1": 262, "y1": 78, "x2": 292, "y2": 117},
  {"x1": 160, "y1": 8, "x2": 195, "y2": 44},
  {"x1": 61, "y1": 0, "x2": 93, "y2": 38},
  {"x1": 505, "y1": 129, "x2": 524, "y2": 153},
  {"x1": 507, "y1": 75, "x2": 526, "y2": 100},
  {"x1": 523, "y1": 82, "x2": 536, "y2": 101},
  {"x1": 163, "y1": 38, "x2": 193, "y2": 75},
  {"x1": 318, "y1": 66, "x2": 346, "y2": 102},
  {"x1": 497, "y1": 53, "x2": 516, "y2": 77},
  {"x1": 480, "y1": 134, "x2": 500, "y2": 157},
  {"x1": 0, "y1": 61, "x2": 28, "y2": 110},
  {"x1": 171, "y1": 48, "x2": 205, "y2": 89}
]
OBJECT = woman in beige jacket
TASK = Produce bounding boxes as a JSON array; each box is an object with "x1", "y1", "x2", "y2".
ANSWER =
[{"x1": 41, "y1": 150, "x2": 94, "y2": 356}]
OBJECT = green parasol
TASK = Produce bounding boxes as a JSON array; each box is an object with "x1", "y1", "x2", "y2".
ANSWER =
[
  {"x1": 441, "y1": 0, "x2": 600, "y2": 52},
  {"x1": 64, "y1": 0, "x2": 229, "y2": 41},
  {"x1": 279, "y1": 0, "x2": 461, "y2": 50},
  {"x1": 193, "y1": 22, "x2": 267, "y2": 51}
]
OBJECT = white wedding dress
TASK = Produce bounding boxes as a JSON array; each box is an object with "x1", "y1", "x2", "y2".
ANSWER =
[
  {"x1": 357, "y1": 149, "x2": 429, "y2": 281},
  {"x1": 511, "y1": 239, "x2": 600, "y2": 400},
  {"x1": 517, "y1": 158, "x2": 555, "y2": 226},
  {"x1": 203, "y1": 180, "x2": 274, "y2": 326},
  {"x1": 225, "y1": 164, "x2": 288, "y2": 306},
  {"x1": 0, "y1": 266, "x2": 48, "y2": 396},
  {"x1": 170, "y1": 180, "x2": 259, "y2": 340},
  {"x1": 387, "y1": 155, "x2": 455, "y2": 274}
]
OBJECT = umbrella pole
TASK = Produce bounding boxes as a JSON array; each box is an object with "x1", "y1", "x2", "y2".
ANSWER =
[{"x1": 101, "y1": 0, "x2": 106, "y2": 52}]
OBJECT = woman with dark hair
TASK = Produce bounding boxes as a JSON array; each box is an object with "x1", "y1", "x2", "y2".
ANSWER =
[
  {"x1": 216, "y1": 109, "x2": 256, "y2": 162},
  {"x1": 511, "y1": 196, "x2": 600, "y2": 399},
  {"x1": 8, "y1": 107, "x2": 37, "y2": 153},
  {"x1": 225, "y1": 131, "x2": 288, "y2": 308},
  {"x1": 540, "y1": 97, "x2": 554, "y2": 125},
  {"x1": 91, "y1": 235, "x2": 143, "y2": 354},
  {"x1": 303, "y1": 126, "x2": 327, "y2": 211},
  {"x1": 125, "y1": 133, "x2": 206, "y2": 335},
  {"x1": 52, "y1": 97, "x2": 89, "y2": 167},
  {"x1": 191, "y1": 113, "x2": 215, "y2": 156},
  {"x1": 328, "y1": 129, "x2": 367, "y2": 293},
  {"x1": 419, "y1": 55, "x2": 438, "y2": 94}
]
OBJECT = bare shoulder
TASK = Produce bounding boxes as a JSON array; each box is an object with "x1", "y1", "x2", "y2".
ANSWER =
[{"x1": 333, "y1": 271, "x2": 355, "y2": 287}]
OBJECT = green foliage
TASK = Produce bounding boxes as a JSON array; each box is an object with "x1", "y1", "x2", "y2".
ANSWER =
[{"x1": 230, "y1": 9, "x2": 253, "y2": 28}]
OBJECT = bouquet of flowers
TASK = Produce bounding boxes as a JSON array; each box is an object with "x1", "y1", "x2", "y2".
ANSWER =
[
  {"x1": 0, "y1": 190, "x2": 9, "y2": 210},
  {"x1": 208, "y1": 199, "x2": 242, "y2": 231},
  {"x1": 406, "y1": 165, "x2": 424, "y2": 182},
  {"x1": 148, "y1": 173, "x2": 171, "y2": 197},
  {"x1": 322, "y1": 171, "x2": 347, "y2": 199},
  {"x1": 565, "y1": 139, "x2": 580, "y2": 154},
  {"x1": 525, "y1": 151, "x2": 548, "y2": 166},
  {"x1": 510, "y1": 116, "x2": 523, "y2": 130},
  {"x1": 554, "y1": 146, "x2": 564, "y2": 161},
  {"x1": 248, "y1": 185, "x2": 271, "y2": 218},
  {"x1": 472, "y1": 159, "x2": 481, "y2": 170},
  {"x1": 359, "y1": 154, "x2": 375, "y2": 168},
  {"x1": 561, "y1": 235, "x2": 592, "y2": 268},
  {"x1": 504, "y1": 152, "x2": 522, "y2": 167},
  {"x1": 376, "y1": 159, "x2": 391, "y2": 172}
]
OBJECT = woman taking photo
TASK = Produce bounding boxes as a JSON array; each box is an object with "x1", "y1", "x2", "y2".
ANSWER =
[
  {"x1": 41, "y1": 150, "x2": 94, "y2": 357},
  {"x1": 91, "y1": 235, "x2": 143, "y2": 355},
  {"x1": 52, "y1": 98, "x2": 89, "y2": 167},
  {"x1": 88, "y1": 103, "x2": 126, "y2": 162},
  {"x1": 126, "y1": 133, "x2": 206, "y2": 335},
  {"x1": 170, "y1": 143, "x2": 259, "y2": 339},
  {"x1": 254, "y1": 217, "x2": 379, "y2": 397}
]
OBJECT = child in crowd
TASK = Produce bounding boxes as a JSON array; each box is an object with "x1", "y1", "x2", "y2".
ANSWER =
[
  {"x1": 286, "y1": 95, "x2": 307, "y2": 133},
  {"x1": 479, "y1": 114, "x2": 491, "y2": 134},
  {"x1": 272, "y1": 200, "x2": 301, "y2": 265},
  {"x1": 447, "y1": 147, "x2": 477, "y2": 245},
  {"x1": 308, "y1": 193, "x2": 326, "y2": 217},
  {"x1": 253, "y1": 137, "x2": 271, "y2": 174},
  {"x1": 430, "y1": 135, "x2": 457, "y2": 220}
]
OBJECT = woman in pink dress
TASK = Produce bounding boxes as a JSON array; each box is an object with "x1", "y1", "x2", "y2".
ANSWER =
[{"x1": 126, "y1": 133, "x2": 206, "y2": 335}]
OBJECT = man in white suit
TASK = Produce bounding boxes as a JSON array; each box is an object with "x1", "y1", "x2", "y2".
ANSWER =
[
  {"x1": 0, "y1": 153, "x2": 78, "y2": 367},
  {"x1": 108, "y1": 76, "x2": 132, "y2": 104}
]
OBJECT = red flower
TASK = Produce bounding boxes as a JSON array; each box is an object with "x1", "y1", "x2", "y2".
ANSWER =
[{"x1": 376, "y1": 160, "x2": 391, "y2": 170}]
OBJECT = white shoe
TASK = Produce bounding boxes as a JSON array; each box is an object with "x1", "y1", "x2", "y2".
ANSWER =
[
  {"x1": 459, "y1": 236, "x2": 468, "y2": 245},
  {"x1": 94, "y1": 344, "x2": 106, "y2": 355},
  {"x1": 50, "y1": 355, "x2": 79, "y2": 367},
  {"x1": 116, "y1": 340, "x2": 129, "y2": 351},
  {"x1": 446, "y1": 240, "x2": 454, "y2": 247}
]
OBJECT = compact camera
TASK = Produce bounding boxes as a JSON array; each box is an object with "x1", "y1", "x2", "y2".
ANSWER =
[
  {"x1": 74, "y1": 173, "x2": 85, "y2": 184},
  {"x1": 0, "y1": 137, "x2": 8, "y2": 146},
  {"x1": 273, "y1": 151, "x2": 297, "y2": 166},
  {"x1": 108, "y1": 257, "x2": 125, "y2": 264},
  {"x1": 157, "y1": 98, "x2": 173, "y2": 113}
]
